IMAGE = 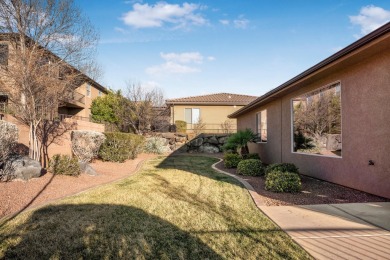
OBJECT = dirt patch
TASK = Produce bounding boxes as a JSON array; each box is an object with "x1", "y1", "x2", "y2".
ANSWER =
[
  {"x1": 214, "y1": 161, "x2": 389, "y2": 206},
  {"x1": 0, "y1": 153, "x2": 157, "y2": 219}
]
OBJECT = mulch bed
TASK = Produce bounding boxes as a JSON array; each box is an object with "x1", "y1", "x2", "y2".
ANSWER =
[{"x1": 214, "y1": 160, "x2": 390, "y2": 206}]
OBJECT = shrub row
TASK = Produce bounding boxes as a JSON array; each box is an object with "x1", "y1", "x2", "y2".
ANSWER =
[
  {"x1": 99, "y1": 132, "x2": 145, "y2": 162},
  {"x1": 49, "y1": 154, "x2": 80, "y2": 176},
  {"x1": 223, "y1": 153, "x2": 260, "y2": 168},
  {"x1": 265, "y1": 163, "x2": 301, "y2": 193}
]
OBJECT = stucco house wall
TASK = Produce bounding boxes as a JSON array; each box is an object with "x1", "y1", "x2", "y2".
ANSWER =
[
  {"x1": 235, "y1": 25, "x2": 390, "y2": 198},
  {"x1": 171, "y1": 104, "x2": 242, "y2": 133}
]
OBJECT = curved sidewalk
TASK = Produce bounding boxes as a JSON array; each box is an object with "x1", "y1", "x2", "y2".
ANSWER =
[{"x1": 212, "y1": 160, "x2": 390, "y2": 260}]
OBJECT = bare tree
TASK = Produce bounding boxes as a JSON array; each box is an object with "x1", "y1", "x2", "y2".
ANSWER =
[
  {"x1": 0, "y1": 0, "x2": 99, "y2": 162},
  {"x1": 120, "y1": 82, "x2": 165, "y2": 134}
]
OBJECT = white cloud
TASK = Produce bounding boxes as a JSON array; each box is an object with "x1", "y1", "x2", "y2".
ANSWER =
[
  {"x1": 233, "y1": 17, "x2": 249, "y2": 29},
  {"x1": 349, "y1": 5, "x2": 390, "y2": 35},
  {"x1": 146, "y1": 62, "x2": 199, "y2": 75},
  {"x1": 146, "y1": 51, "x2": 214, "y2": 75},
  {"x1": 219, "y1": 19, "x2": 230, "y2": 25},
  {"x1": 114, "y1": 27, "x2": 128, "y2": 34},
  {"x1": 161, "y1": 52, "x2": 204, "y2": 64},
  {"x1": 121, "y1": 2, "x2": 207, "y2": 29}
]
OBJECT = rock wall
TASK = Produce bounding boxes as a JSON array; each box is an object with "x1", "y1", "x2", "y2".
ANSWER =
[{"x1": 186, "y1": 134, "x2": 229, "y2": 153}]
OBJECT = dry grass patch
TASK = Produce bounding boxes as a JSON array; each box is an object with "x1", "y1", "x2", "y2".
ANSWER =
[{"x1": 0, "y1": 155, "x2": 311, "y2": 259}]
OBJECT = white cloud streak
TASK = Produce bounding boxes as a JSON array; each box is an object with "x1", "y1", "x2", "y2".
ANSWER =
[
  {"x1": 121, "y1": 2, "x2": 207, "y2": 29},
  {"x1": 146, "y1": 52, "x2": 214, "y2": 75},
  {"x1": 349, "y1": 5, "x2": 390, "y2": 35}
]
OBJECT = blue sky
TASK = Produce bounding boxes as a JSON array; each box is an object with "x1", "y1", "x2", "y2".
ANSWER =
[{"x1": 75, "y1": 1, "x2": 390, "y2": 99}]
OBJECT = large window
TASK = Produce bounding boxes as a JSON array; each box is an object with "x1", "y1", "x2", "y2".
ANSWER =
[
  {"x1": 256, "y1": 110, "x2": 267, "y2": 143},
  {"x1": 185, "y1": 108, "x2": 200, "y2": 124},
  {"x1": 292, "y1": 82, "x2": 341, "y2": 157},
  {"x1": 0, "y1": 44, "x2": 9, "y2": 66}
]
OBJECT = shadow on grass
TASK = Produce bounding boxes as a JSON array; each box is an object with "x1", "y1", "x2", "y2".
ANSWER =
[{"x1": 0, "y1": 204, "x2": 222, "y2": 259}]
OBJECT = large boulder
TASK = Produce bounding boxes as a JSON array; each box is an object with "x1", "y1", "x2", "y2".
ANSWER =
[
  {"x1": 189, "y1": 137, "x2": 203, "y2": 147},
  {"x1": 208, "y1": 136, "x2": 219, "y2": 145},
  {"x1": 10, "y1": 156, "x2": 43, "y2": 180},
  {"x1": 79, "y1": 162, "x2": 98, "y2": 176},
  {"x1": 199, "y1": 144, "x2": 220, "y2": 153},
  {"x1": 218, "y1": 136, "x2": 228, "y2": 144}
]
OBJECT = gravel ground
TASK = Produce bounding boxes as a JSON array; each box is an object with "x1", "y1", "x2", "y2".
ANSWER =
[
  {"x1": 214, "y1": 160, "x2": 390, "y2": 206},
  {"x1": 0, "y1": 153, "x2": 156, "y2": 219}
]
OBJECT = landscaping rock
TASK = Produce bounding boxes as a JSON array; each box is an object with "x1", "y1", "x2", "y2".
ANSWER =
[
  {"x1": 11, "y1": 156, "x2": 43, "y2": 180},
  {"x1": 218, "y1": 136, "x2": 228, "y2": 144},
  {"x1": 199, "y1": 144, "x2": 220, "y2": 153},
  {"x1": 79, "y1": 162, "x2": 99, "y2": 176},
  {"x1": 189, "y1": 137, "x2": 203, "y2": 147},
  {"x1": 208, "y1": 136, "x2": 219, "y2": 145}
]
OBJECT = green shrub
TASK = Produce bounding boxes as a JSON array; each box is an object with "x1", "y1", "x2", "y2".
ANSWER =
[
  {"x1": 265, "y1": 170, "x2": 301, "y2": 193},
  {"x1": 242, "y1": 153, "x2": 260, "y2": 160},
  {"x1": 49, "y1": 154, "x2": 80, "y2": 176},
  {"x1": 237, "y1": 159, "x2": 265, "y2": 176},
  {"x1": 99, "y1": 132, "x2": 145, "y2": 162},
  {"x1": 175, "y1": 120, "x2": 187, "y2": 133},
  {"x1": 265, "y1": 163, "x2": 299, "y2": 176},
  {"x1": 223, "y1": 153, "x2": 242, "y2": 168}
]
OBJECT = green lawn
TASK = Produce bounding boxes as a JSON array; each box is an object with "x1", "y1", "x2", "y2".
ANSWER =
[{"x1": 0, "y1": 155, "x2": 311, "y2": 259}]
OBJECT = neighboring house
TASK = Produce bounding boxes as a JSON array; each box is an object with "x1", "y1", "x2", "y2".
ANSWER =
[
  {"x1": 166, "y1": 93, "x2": 257, "y2": 133},
  {"x1": 0, "y1": 33, "x2": 108, "y2": 122},
  {"x1": 229, "y1": 22, "x2": 390, "y2": 198}
]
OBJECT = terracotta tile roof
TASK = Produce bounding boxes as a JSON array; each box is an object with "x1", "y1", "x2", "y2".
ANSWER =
[{"x1": 166, "y1": 93, "x2": 257, "y2": 106}]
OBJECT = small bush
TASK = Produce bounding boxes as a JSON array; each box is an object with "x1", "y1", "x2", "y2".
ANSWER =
[
  {"x1": 99, "y1": 132, "x2": 145, "y2": 162},
  {"x1": 144, "y1": 137, "x2": 171, "y2": 154},
  {"x1": 49, "y1": 154, "x2": 80, "y2": 176},
  {"x1": 265, "y1": 170, "x2": 301, "y2": 193},
  {"x1": 223, "y1": 153, "x2": 242, "y2": 168},
  {"x1": 265, "y1": 163, "x2": 299, "y2": 176},
  {"x1": 242, "y1": 153, "x2": 260, "y2": 160},
  {"x1": 71, "y1": 130, "x2": 106, "y2": 162},
  {"x1": 237, "y1": 159, "x2": 265, "y2": 176},
  {"x1": 175, "y1": 120, "x2": 187, "y2": 133}
]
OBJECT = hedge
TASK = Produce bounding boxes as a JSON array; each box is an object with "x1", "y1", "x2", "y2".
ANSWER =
[{"x1": 99, "y1": 132, "x2": 145, "y2": 162}]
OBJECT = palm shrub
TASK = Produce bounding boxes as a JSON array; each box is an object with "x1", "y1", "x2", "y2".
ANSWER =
[
  {"x1": 265, "y1": 170, "x2": 301, "y2": 193},
  {"x1": 99, "y1": 132, "x2": 145, "y2": 162},
  {"x1": 223, "y1": 128, "x2": 259, "y2": 155},
  {"x1": 49, "y1": 154, "x2": 80, "y2": 176},
  {"x1": 223, "y1": 153, "x2": 242, "y2": 168},
  {"x1": 237, "y1": 159, "x2": 265, "y2": 176}
]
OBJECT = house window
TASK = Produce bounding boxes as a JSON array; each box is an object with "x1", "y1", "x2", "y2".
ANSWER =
[
  {"x1": 0, "y1": 44, "x2": 9, "y2": 66},
  {"x1": 86, "y1": 84, "x2": 91, "y2": 97},
  {"x1": 292, "y1": 82, "x2": 342, "y2": 157},
  {"x1": 256, "y1": 110, "x2": 267, "y2": 143},
  {"x1": 98, "y1": 90, "x2": 102, "y2": 96},
  {"x1": 185, "y1": 108, "x2": 200, "y2": 124}
]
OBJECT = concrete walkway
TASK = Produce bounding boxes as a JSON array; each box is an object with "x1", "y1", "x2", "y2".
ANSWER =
[
  {"x1": 260, "y1": 203, "x2": 390, "y2": 260},
  {"x1": 211, "y1": 160, "x2": 390, "y2": 259}
]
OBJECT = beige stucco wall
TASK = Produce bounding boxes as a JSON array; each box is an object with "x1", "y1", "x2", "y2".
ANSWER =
[
  {"x1": 171, "y1": 104, "x2": 245, "y2": 133},
  {"x1": 237, "y1": 42, "x2": 390, "y2": 198},
  {"x1": 73, "y1": 82, "x2": 105, "y2": 119}
]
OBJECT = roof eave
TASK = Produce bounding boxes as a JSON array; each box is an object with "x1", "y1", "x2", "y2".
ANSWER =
[{"x1": 229, "y1": 21, "x2": 390, "y2": 118}]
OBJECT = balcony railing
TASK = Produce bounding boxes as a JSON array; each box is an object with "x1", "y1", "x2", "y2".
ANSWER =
[
  {"x1": 62, "y1": 90, "x2": 85, "y2": 106},
  {"x1": 58, "y1": 113, "x2": 90, "y2": 122},
  {"x1": 186, "y1": 123, "x2": 237, "y2": 134}
]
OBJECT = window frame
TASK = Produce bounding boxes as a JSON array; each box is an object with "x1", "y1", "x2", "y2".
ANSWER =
[
  {"x1": 184, "y1": 108, "x2": 200, "y2": 124},
  {"x1": 290, "y1": 81, "x2": 342, "y2": 158},
  {"x1": 0, "y1": 43, "x2": 9, "y2": 67},
  {"x1": 256, "y1": 109, "x2": 267, "y2": 143}
]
